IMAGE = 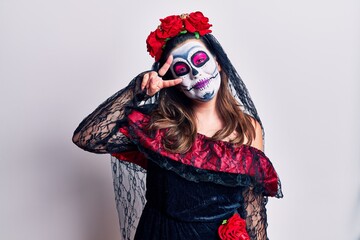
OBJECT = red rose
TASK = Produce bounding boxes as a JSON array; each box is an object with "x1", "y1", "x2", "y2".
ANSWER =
[
  {"x1": 145, "y1": 11, "x2": 213, "y2": 61},
  {"x1": 218, "y1": 213, "x2": 250, "y2": 240},
  {"x1": 158, "y1": 15, "x2": 183, "y2": 39},
  {"x1": 146, "y1": 30, "x2": 165, "y2": 61},
  {"x1": 184, "y1": 11, "x2": 212, "y2": 36}
]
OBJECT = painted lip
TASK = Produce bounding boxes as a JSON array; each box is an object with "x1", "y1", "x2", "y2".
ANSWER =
[
  {"x1": 186, "y1": 72, "x2": 219, "y2": 91},
  {"x1": 193, "y1": 79, "x2": 210, "y2": 90}
]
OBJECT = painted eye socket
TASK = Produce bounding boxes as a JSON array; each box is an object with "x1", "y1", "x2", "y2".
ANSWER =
[
  {"x1": 173, "y1": 62, "x2": 190, "y2": 76},
  {"x1": 191, "y1": 51, "x2": 209, "y2": 67}
]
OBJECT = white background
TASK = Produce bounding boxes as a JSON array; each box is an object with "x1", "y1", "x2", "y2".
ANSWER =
[{"x1": 1, "y1": 0, "x2": 359, "y2": 239}]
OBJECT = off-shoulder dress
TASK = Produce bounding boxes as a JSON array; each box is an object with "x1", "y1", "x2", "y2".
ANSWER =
[{"x1": 72, "y1": 73, "x2": 282, "y2": 240}]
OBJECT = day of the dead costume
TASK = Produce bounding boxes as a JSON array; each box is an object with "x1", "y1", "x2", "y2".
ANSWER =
[{"x1": 72, "y1": 11, "x2": 282, "y2": 240}]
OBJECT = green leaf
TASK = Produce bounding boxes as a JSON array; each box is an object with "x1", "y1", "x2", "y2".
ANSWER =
[
  {"x1": 180, "y1": 30, "x2": 187, "y2": 34},
  {"x1": 194, "y1": 32, "x2": 200, "y2": 39},
  {"x1": 221, "y1": 219, "x2": 227, "y2": 225}
]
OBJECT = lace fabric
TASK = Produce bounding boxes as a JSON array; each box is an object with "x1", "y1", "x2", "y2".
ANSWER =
[
  {"x1": 72, "y1": 71, "x2": 283, "y2": 240},
  {"x1": 111, "y1": 158, "x2": 146, "y2": 240},
  {"x1": 73, "y1": 73, "x2": 149, "y2": 240},
  {"x1": 72, "y1": 72, "x2": 149, "y2": 154}
]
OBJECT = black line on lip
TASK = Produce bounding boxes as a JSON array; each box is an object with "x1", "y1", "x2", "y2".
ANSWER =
[{"x1": 185, "y1": 72, "x2": 219, "y2": 92}]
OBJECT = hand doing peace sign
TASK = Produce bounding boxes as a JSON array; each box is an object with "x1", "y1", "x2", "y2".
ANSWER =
[{"x1": 141, "y1": 55, "x2": 182, "y2": 96}]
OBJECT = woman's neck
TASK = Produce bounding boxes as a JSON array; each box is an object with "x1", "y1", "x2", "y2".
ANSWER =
[
  {"x1": 192, "y1": 96, "x2": 224, "y2": 135},
  {"x1": 192, "y1": 96, "x2": 218, "y2": 118}
]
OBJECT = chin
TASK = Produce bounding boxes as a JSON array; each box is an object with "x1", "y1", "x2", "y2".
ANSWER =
[{"x1": 199, "y1": 91, "x2": 215, "y2": 102}]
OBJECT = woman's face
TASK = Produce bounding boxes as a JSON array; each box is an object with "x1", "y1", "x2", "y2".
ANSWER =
[{"x1": 169, "y1": 40, "x2": 221, "y2": 102}]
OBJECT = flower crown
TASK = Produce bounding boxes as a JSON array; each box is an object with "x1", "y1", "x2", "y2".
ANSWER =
[{"x1": 146, "y1": 11, "x2": 212, "y2": 61}]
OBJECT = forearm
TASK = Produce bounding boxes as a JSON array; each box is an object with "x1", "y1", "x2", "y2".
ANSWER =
[
  {"x1": 72, "y1": 73, "x2": 147, "y2": 153},
  {"x1": 243, "y1": 188, "x2": 268, "y2": 240}
]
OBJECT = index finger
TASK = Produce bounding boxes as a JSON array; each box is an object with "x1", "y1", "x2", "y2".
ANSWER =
[
  {"x1": 158, "y1": 55, "x2": 173, "y2": 77},
  {"x1": 161, "y1": 78, "x2": 182, "y2": 89}
]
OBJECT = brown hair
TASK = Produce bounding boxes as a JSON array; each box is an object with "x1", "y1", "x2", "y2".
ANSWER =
[
  {"x1": 147, "y1": 33, "x2": 256, "y2": 153},
  {"x1": 148, "y1": 70, "x2": 255, "y2": 153}
]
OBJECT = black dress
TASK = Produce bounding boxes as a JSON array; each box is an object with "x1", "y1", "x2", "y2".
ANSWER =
[
  {"x1": 134, "y1": 161, "x2": 244, "y2": 239},
  {"x1": 111, "y1": 109, "x2": 282, "y2": 240}
]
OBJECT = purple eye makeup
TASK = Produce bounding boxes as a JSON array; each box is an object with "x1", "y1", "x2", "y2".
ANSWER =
[
  {"x1": 191, "y1": 51, "x2": 209, "y2": 67},
  {"x1": 173, "y1": 62, "x2": 190, "y2": 76}
]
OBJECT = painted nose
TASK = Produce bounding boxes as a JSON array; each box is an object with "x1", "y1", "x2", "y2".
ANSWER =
[{"x1": 192, "y1": 68, "x2": 199, "y2": 76}]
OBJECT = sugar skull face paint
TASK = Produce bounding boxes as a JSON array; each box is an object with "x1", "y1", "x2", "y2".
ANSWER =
[{"x1": 170, "y1": 41, "x2": 221, "y2": 101}]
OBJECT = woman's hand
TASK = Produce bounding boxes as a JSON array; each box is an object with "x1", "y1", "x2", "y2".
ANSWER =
[{"x1": 141, "y1": 55, "x2": 182, "y2": 96}]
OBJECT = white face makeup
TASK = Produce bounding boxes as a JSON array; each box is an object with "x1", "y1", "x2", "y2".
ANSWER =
[{"x1": 170, "y1": 41, "x2": 221, "y2": 102}]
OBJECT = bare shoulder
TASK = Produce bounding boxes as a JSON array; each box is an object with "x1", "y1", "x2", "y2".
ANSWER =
[{"x1": 249, "y1": 116, "x2": 264, "y2": 151}]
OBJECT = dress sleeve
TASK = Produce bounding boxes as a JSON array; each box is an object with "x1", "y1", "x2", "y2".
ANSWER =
[
  {"x1": 242, "y1": 187, "x2": 269, "y2": 240},
  {"x1": 72, "y1": 72, "x2": 149, "y2": 154}
]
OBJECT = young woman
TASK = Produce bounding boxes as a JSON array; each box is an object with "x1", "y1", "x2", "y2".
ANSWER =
[{"x1": 72, "y1": 11, "x2": 282, "y2": 240}]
